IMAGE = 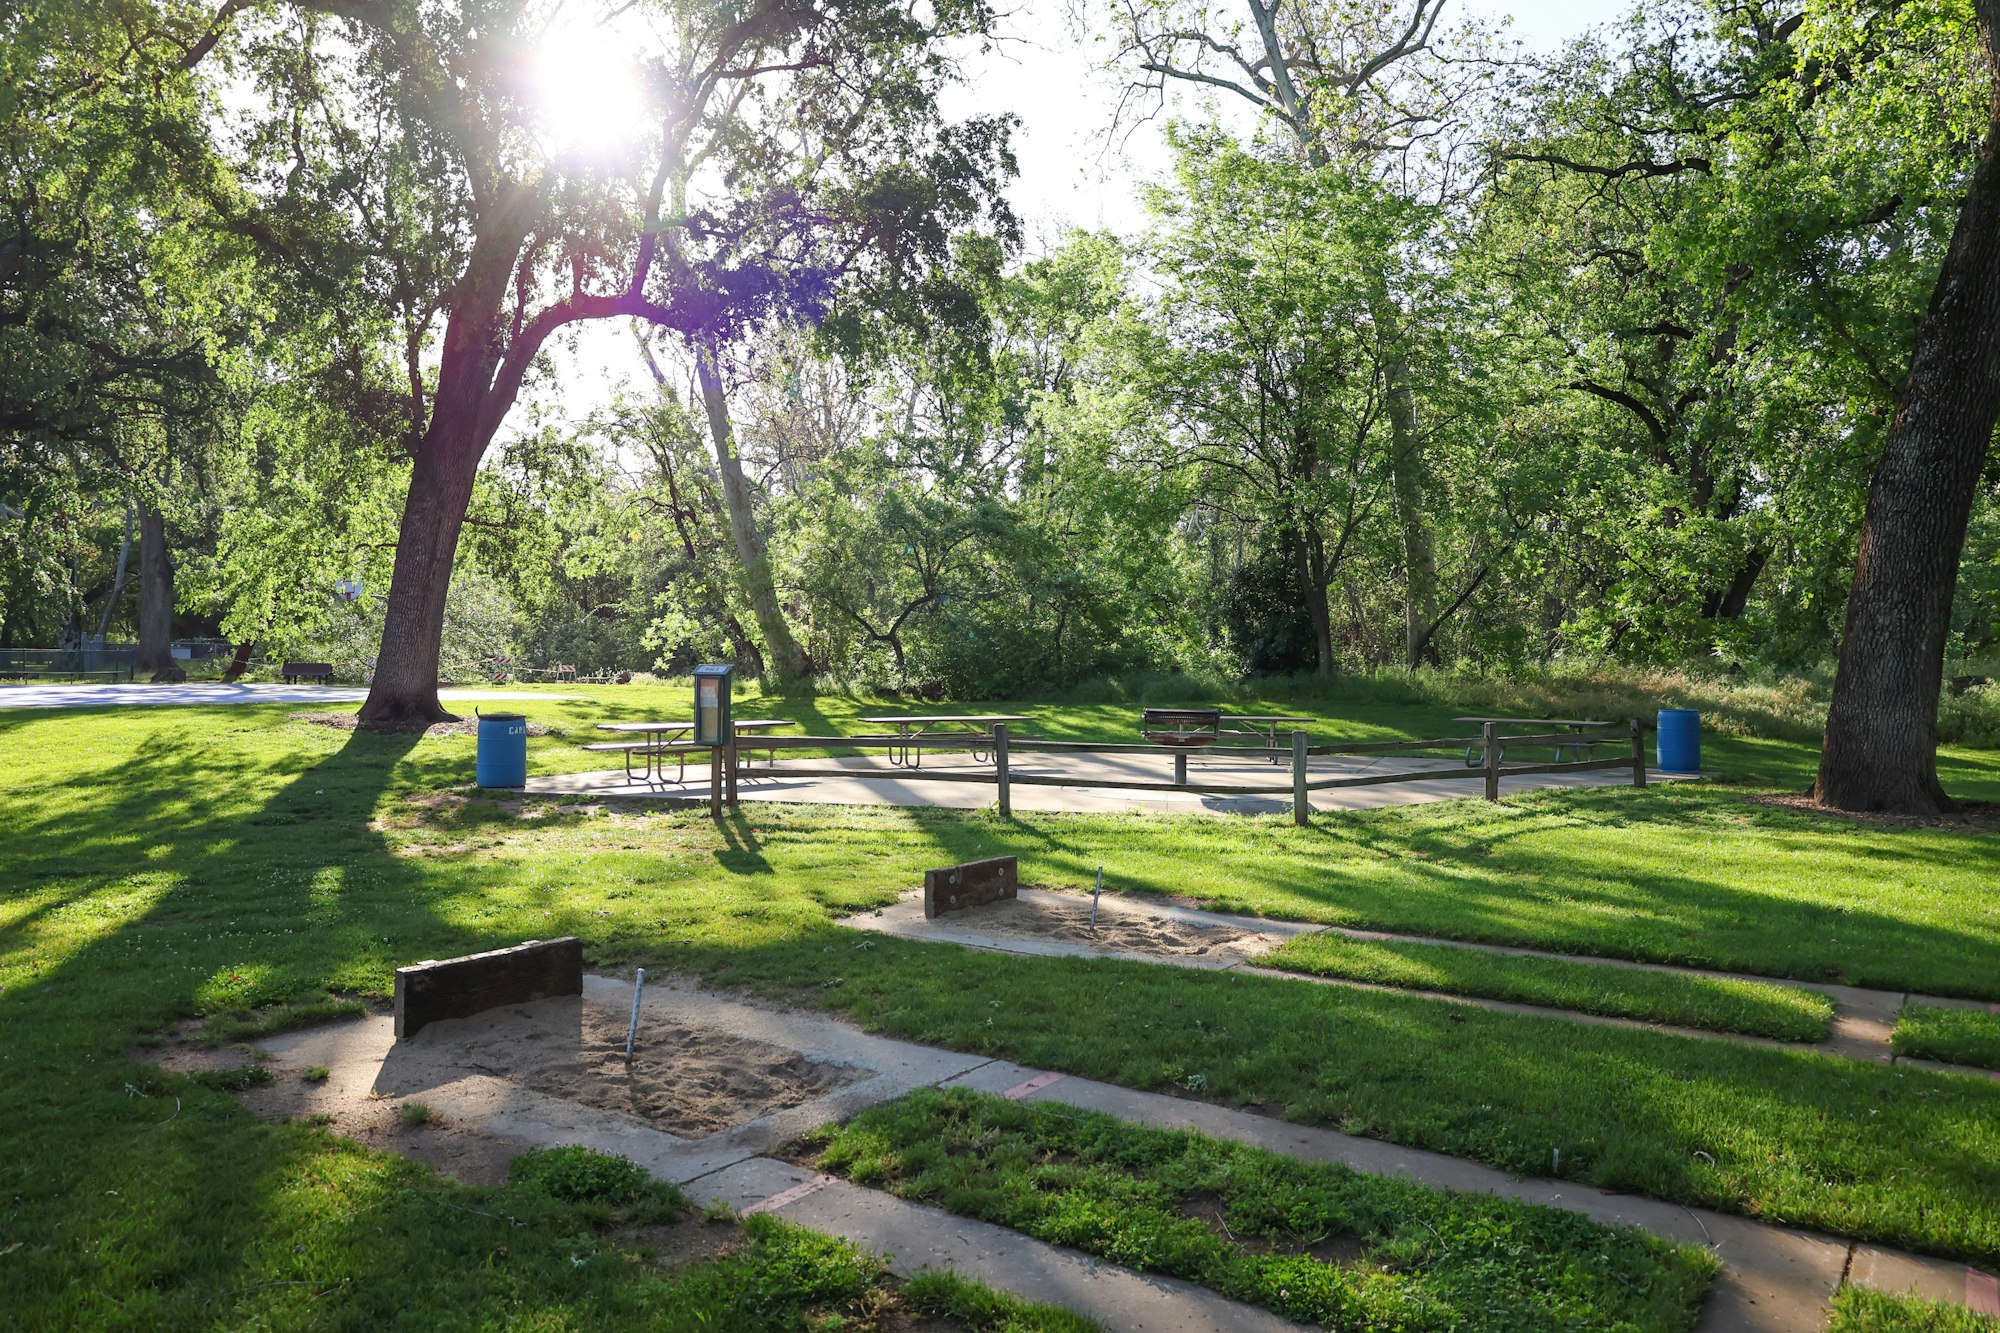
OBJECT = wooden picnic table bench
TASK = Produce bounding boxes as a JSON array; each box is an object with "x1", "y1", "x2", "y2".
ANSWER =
[
  {"x1": 856, "y1": 715, "x2": 1032, "y2": 768},
  {"x1": 1453, "y1": 716, "x2": 1614, "y2": 767},
  {"x1": 282, "y1": 661, "x2": 334, "y2": 684},
  {"x1": 1140, "y1": 707, "x2": 1223, "y2": 747},
  {"x1": 1221, "y1": 713, "x2": 1314, "y2": 762},
  {"x1": 590, "y1": 718, "x2": 796, "y2": 783}
]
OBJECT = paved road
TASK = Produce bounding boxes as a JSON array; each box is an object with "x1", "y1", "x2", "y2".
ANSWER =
[{"x1": 0, "y1": 683, "x2": 577, "y2": 710}]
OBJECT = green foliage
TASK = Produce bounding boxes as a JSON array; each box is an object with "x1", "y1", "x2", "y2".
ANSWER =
[
  {"x1": 809, "y1": 1088, "x2": 1716, "y2": 1331},
  {"x1": 509, "y1": 1145, "x2": 654, "y2": 1206}
]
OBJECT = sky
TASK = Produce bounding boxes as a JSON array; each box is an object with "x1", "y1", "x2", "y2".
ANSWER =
[{"x1": 551, "y1": 0, "x2": 1611, "y2": 422}]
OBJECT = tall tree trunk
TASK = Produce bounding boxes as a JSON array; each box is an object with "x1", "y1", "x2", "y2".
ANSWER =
[
  {"x1": 95, "y1": 506, "x2": 134, "y2": 641},
  {"x1": 694, "y1": 344, "x2": 811, "y2": 683},
  {"x1": 359, "y1": 418, "x2": 484, "y2": 724},
  {"x1": 135, "y1": 506, "x2": 176, "y2": 676},
  {"x1": 1816, "y1": 11, "x2": 2000, "y2": 814},
  {"x1": 1295, "y1": 527, "x2": 1335, "y2": 677},
  {"x1": 1371, "y1": 296, "x2": 1439, "y2": 671}
]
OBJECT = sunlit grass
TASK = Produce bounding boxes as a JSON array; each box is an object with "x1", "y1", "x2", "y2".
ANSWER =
[
  {"x1": 3, "y1": 691, "x2": 2000, "y2": 1324},
  {"x1": 1259, "y1": 932, "x2": 1835, "y2": 1040}
]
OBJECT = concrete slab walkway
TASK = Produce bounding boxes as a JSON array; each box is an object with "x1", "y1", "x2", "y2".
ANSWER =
[
  {"x1": 0, "y1": 682, "x2": 578, "y2": 709},
  {"x1": 253, "y1": 974, "x2": 1998, "y2": 1333},
  {"x1": 840, "y1": 889, "x2": 2000, "y2": 1082},
  {"x1": 527, "y1": 750, "x2": 1692, "y2": 818}
]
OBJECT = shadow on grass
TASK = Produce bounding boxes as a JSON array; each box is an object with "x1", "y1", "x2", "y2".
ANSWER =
[{"x1": 0, "y1": 725, "x2": 608, "y2": 1324}]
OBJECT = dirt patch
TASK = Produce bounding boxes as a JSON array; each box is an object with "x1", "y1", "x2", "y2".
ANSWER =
[
  {"x1": 943, "y1": 889, "x2": 1267, "y2": 957},
  {"x1": 422, "y1": 1002, "x2": 870, "y2": 1139},
  {"x1": 1749, "y1": 792, "x2": 2000, "y2": 833},
  {"x1": 290, "y1": 711, "x2": 552, "y2": 738},
  {"x1": 249, "y1": 1076, "x2": 524, "y2": 1186}
]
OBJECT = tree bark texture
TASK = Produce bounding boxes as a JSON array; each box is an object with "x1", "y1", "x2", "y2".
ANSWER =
[
  {"x1": 135, "y1": 505, "x2": 176, "y2": 676},
  {"x1": 359, "y1": 421, "x2": 484, "y2": 723},
  {"x1": 1816, "y1": 10, "x2": 2000, "y2": 814},
  {"x1": 694, "y1": 344, "x2": 811, "y2": 683}
]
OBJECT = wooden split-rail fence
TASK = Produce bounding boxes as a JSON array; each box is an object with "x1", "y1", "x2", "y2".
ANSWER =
[{"x1": 668, "y1": 718, "x2": 1649, "y2": 825}]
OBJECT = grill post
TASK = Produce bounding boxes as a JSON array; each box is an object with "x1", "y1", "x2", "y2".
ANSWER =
[
  {"x1": 1291, "y1": 730, "x2": 1309, "y2": 827},
  {"x1": 994, "y1": 723, "x2": 1011, "y2": 819},
  {"x1": 1483, "y1": 721, "x2": 1501, "y2": 802}
]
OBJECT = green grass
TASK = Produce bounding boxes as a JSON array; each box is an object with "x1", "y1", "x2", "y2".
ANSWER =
[
  {"x1": 1894, "y1": 1004, "x2": 2000, "y2": 1071},
  {"x1": 804, "y1": 1086, "x2": 1716, "y2": 1332},
  {"x1": 1259, "y1": 932, "x2": 1836, "y2": 1041},
  {"x1": 1830, "y1": 1287, "x2": 2000, "y2": 1332},
  {"x1": 4, "y1": 690, "x2": 2000, "y2": 1321}
]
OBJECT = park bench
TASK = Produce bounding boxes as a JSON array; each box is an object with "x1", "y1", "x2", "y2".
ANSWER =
[
  {"x1": 1140, "y1": 707, "x2": 1223, "y2": 747},
  {"x1": 282, "y1": 661, "x2": 335, "y2": 684}
]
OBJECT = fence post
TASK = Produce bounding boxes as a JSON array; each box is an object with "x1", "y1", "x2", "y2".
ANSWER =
[
  {"x1": 725, "y1": 731, "x2": 739, "y2": 808},
  {"x1": 1292, "y1": 730, "x2": 1309, "y2": 827},
  {"x1": 1482, "y1": 721, "x2": 1500, "y2": 802},
  {"x1": 1174, "y1": 751, "x2": 1188, "y2": 787},
  {"x1": 1630, "y1": 717, "x2": 1648, "y2": 789},
  {"x1": 994, "y1": 723, "x2": 1011, "y2": 819}
]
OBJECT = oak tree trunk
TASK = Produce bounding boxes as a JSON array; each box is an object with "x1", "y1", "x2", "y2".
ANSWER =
[
  {"x1": 1816, "y1": 14, "x2": 2000, "y2": 814},
  {"x1": 358, "y1": 416, "x2": 485, "y2": 724},
  {"x1": 694, "y1": 344, "x2": 811, "y2": 683},
  {"x1": 136, "y1": 506, "x2": 176, "y2": 676}
]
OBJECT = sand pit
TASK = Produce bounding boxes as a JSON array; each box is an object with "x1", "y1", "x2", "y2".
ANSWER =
[
  {"x1": 950, "y1": 890, "x2": 1261, "y2": 956},
  {"x1": 420, "y1": 1001, "x2": 869, "y2": 1138}
]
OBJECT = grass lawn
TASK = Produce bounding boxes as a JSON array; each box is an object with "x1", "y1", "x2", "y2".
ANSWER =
[
  {"x1": 1830, "y1": 1288, "x2": 2000, "y2": 1332},
  {"x1": 802, "y1": 1087, "x2": 1716, "y2": 1332},
  {"x1": 1256, "y1": 932, "x2": 1836, "y2": 1041},
  {"x1": 1894, "y1": 1004, "x2": 2000, "y2": 1071},
  {"x1": 4, "y1": 686, "x2": 2000, "y2": 1323}
]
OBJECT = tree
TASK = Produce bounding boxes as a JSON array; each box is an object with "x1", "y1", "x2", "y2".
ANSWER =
[
  {"x1": 1094, "y1": 0, "x2": 1500, "y2": 665},
  {"x1": 193, "y1": 0, "x2": 1011, "y2": 721},
  {"x1": 1140, "y1": 134, "x2": 1432, "y2": 675},
  {"x1": 1817, "y1": 0, "x2": 2000, "y2": 812}
]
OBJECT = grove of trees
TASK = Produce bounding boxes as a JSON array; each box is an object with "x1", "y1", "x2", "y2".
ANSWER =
[{"x1": 4, "y1": 0, "x2": 1998, "y2": 813}]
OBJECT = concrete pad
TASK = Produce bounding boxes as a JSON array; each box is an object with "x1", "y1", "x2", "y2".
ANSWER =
[
  {"x1": 525, "y1": 749, "x2": 1690, "y2": 819},
  {"x1": 691, "y1": 1158, "x2": 1304, "y2": 1333},
  {"x1": 943, "y1": 1061, "x2": 1845, "y2": 1333},
  {"x1": 0, "y1": 682, "x2": 578, "y2": 709},
  {"x1": 258, "y1": 976, "x2": 993, "y2": 1186}
]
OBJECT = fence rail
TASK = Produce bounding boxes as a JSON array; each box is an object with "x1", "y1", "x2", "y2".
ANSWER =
[
  {"x1": 633, "y1": 717, "x2": 1650, "y2": 824},
  {"x1": 0, "y1": 646, "x2": 138, "y2": 683}
]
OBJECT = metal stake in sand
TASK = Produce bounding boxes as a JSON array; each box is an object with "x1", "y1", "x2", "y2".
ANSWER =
[
  {"x1": 624, "y1": 968, "x2": 646, "y2": 1065},
  {"x1": 1091, "y1": 867, "x2": 1104, "y2": 929}
]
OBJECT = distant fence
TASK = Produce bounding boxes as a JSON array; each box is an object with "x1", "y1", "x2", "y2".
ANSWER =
[
  {"x1": 668, "y1": 718, "x2": 1648, "y2": 824},
  {"x1": 0, "y1": 646, "x2": 138, "y2": 683}
]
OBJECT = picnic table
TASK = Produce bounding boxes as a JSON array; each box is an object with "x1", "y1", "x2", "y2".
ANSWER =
[
  {"x1": 1453, "y1": 716, "x2": 1610, "y2": 768},
  {"x1": 857, "y1": 714, "x2": 1032, "y2": 768},
  {"x1": 1223, "y1": 713, "x2": 1314, "y2": 762},
  {"x1": 588, "y1": 718, "x2": 796, "y2": 784}
]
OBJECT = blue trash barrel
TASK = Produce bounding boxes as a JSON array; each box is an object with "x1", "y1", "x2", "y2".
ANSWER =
[
  {"x1": 1656, "y1": 709, "x2": 1701, "y2": 774},
  {"x1": 476, "y1": 712, "x2": 528, "y2": 788}
]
